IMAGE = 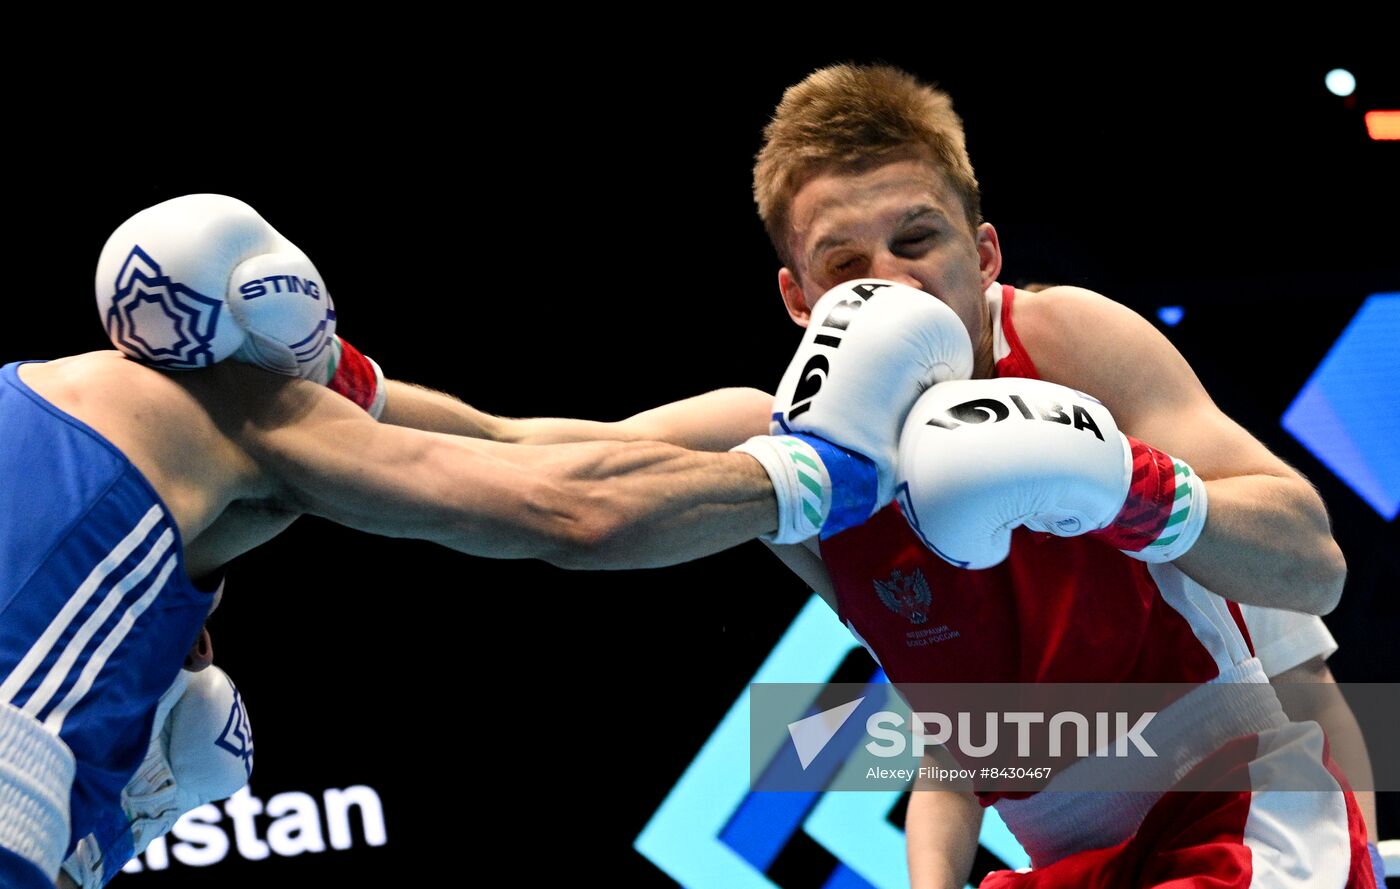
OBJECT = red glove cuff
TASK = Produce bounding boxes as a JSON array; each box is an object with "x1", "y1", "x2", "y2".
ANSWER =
[
  {"x1": 1086, "y1": 435, "x2": 1178, "y2": 552},
  {"x1": 328, "y1": 337, "x2": 382, "y2": 416}
]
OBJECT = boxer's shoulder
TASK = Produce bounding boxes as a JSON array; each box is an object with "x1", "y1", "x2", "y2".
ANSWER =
[
  {"x1": 21, "y1": 350, "x2": 240, "y2": 444},
  {"x1": 1006, "y1": 285, "x2": 1188, "y2": 423},
  {"x1": 1008, "y1": 285, "x2": 1142, "y2": 365},
  {"x1": 18, "y1": 352, "x2": 276, "y2": 540}
]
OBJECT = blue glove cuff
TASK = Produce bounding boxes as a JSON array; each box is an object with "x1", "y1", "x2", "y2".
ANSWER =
[{"x1": 787, "y1": 433, "x2": 879, "y2": 538}]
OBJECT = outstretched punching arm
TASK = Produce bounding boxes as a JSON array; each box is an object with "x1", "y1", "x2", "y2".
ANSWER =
[
  {"x1": 227, "y1": 279, "x2": 972, "y2": 567},
  {"x1": 226, "y1": 365, "x2": 778, "y2": 570},
  {"x1": 378, "y1": 380, "x2": 773, "y2": 451}
]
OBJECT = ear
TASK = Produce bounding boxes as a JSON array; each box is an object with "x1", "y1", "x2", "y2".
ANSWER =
[
  {"x1": 778, "y1": 267, "x2": 812, "y2": 328},
  {"x1": 975, "y1": 222, "x2": 1003, "y2": 291}
]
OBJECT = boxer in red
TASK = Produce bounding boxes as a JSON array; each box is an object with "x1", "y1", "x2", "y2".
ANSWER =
[{"x1": 750, "y1": 64, "x2": 1376, "y2": 888}]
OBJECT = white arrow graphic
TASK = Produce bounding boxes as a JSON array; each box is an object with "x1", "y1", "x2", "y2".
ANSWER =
[{"x1": 787, "y1": 697, "x2": 865, "y2": 770}]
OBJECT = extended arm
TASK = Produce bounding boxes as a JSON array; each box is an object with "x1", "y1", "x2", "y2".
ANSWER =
[
  {"x1": 758, "y1": 545, "x2": 983, "y2": 886},
  {"x1": 378, "y1": 380, "x2": 772, "y2": 450},
  {"x1": 1021, "y1": 287, "x2": 1345, "y2": 613},
  {"x1": 1274, "y1": 656, "x2": 1378, "y2": 842},
  {"x1": 907, "y1": 763, "x2": 984, "y2": 889},
  {"x1": 226, "y1": 366, "x2": 778, "y2": 570}
]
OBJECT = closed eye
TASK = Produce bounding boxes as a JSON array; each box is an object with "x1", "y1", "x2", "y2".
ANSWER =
[{"x1": 895, "y1": 232, "x2": 935, "y2": 250}]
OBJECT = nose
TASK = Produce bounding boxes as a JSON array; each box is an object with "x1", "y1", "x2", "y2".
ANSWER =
[{"x1": 867, "y1": 252, "x2": 923, "y2": 292}]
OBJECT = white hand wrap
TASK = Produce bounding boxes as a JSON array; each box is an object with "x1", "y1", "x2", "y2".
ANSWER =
[
  {"x1": 0, "y1": 700, "x2": 75, "y2": 882},
  {"x1": 732, "y1": 434, "x2": 833, "y2": 544}
]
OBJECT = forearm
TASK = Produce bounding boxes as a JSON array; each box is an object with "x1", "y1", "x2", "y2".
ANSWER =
[
  {"x1": 503, "y1": 387, "x2": 771, "y2": 449},
  {"x1": 538, "y1": 443, "x2": 778, "y2": 569},
  {"x1": 380, "y1": 381, "x2": 771, "y2": 450},
  {"x1": 1274, "y1": 659, "x2": 1379, "y2": 841},
  {"x1": 376, "y1": 380, "x2": 645, "y2": 444},
  {"x1": 292, "y1": 433, "x2": 777, "y2": 569},
  {"x1": 1172, "y1": 475, "x2": 1345, "y2": 614},
  {"x1": 907, "y1": 781, "x2": 982, "y2": 889},
  {"x1": 378, "y1": 380, "x2": 505, "y2": 438},
  {"x1": 251, "y1": 378, "x2": 780, "y2": 571},
  {"x1": 326, "y1": 442, "x2": 778, "y2": 565},
  {"x1": 1302, "y1": 697, "x2": 1378, "y2": 843}
]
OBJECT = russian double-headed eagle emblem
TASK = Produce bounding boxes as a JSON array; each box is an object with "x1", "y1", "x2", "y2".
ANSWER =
[{"x1": 874, "y1": 568, "x2": 932, "y2": 625}]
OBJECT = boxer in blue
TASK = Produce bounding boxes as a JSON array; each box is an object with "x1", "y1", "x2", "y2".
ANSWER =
[{"x1": 3, "y1": 195, "x2": 970, "y2": 887}]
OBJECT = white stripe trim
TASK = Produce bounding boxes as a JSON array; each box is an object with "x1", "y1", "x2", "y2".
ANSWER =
[
  {"x1": 22, "y1": 528, "x2": 174, "y2": 719},
  {"x1": 1243, "y1": 721, "x2": 1351, "y2": 888},
  {"x1": 987, "y1": 281, "x2": 1013, "y2": 364},
  {"x1": 994, "y1": 658, "x2": 1284, "y2": 866},
  {"x1": 0, "y1": 505, "x2": 165, "y2": 705},
  {"x1": 1237, "y1": 605, "x2": 1338, "y2": 678},
  {"x1": 1147, "y1": 561, "x2": 1253, "y2": 674},
  {"x1": 45, "y1": 553, "x2": 178, "y2": 734},
  {"x1": 0, "y1": 700, "x2": 75, "y2": 878}
]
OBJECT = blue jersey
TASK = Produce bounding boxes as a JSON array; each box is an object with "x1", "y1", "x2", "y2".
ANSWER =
[{"x1": 0, "y1": 360, "x2": 216, "y2": 877}]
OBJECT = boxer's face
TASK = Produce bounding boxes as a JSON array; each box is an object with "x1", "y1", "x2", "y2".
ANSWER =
[{"x1": 778, "y1": 158, "x2": 1001, "y2": 375}]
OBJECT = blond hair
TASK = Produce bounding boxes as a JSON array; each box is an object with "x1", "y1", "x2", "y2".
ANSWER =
[{"x1": 753, "y1": 64, "x2": 982, "y2": 271}]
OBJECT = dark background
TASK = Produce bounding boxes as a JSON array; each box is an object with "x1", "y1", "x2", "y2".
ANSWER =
[{"x1": 4, "y1": 47, "x2": 1396, "y2": 886}]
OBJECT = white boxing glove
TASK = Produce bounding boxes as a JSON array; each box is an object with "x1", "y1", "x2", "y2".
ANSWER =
[
  {"x1": 736, "y1": 279, "x2": 974, "y2": 543},
  {"x1": 61, "y1": 665, "x2": 253, "y2": 888},
  {"x1": 125, "y1": 663, "x2": 253, "y2": 855},
  {"x1": 95, "y1": 194, "x2": 336, "y2": 378},
  {"x1": 895, "y1": 378, "x2": 1208, "y2": 569}
]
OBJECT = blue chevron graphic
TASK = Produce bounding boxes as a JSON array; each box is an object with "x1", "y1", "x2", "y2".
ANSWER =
[
  {"x1": 1283, "y1": 293, "x2": 1400, "y2": 519},
  {"x1": 216, "y1": 672, "x2": 254, "y2": 779},
  {"x1": 635, "y1": 595, "x2": 1028, "y2": 888}
]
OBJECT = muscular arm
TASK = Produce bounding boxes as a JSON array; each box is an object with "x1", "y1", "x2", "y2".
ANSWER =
[
  {"x1": 1020, "y1": 287, "x2": 1346, "y2": 614},
  {"x1": 1274, "y1": 656, "x2": 1378, "y2": 842},
  {"x1": 376, "y1": 380, "x2": 505, "y2": 438},
  {"x1": 186, "y1": 383, "x2": 771, "y2": 574},
  {"x1": 765, "y1": 532, "x2": 985, "y2": 885},
  {"x1": 762, "y1": 539, "x2": 983, "y2": 888},
  {"x1": 379, "y1": 379, "x2": 773, "y2": 450},
  {"x1": 907, "y1": 746, "x2": 983, "y2": 889},
  {"x1": 225, "y1": 366, "x2": 778, "y2": 569}
]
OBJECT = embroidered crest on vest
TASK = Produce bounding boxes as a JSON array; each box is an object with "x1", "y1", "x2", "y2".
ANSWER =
[{"x1": 874, "y1": 567, "x2": 932, "y2": 625}]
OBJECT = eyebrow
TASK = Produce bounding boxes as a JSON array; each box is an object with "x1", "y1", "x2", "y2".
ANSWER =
[
  {"x1": 901, "y1": 206, "x2": 949, "y2": 227},
  {"x1": 807, "y1": 206, "x2": 950, "y2": 269}
]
